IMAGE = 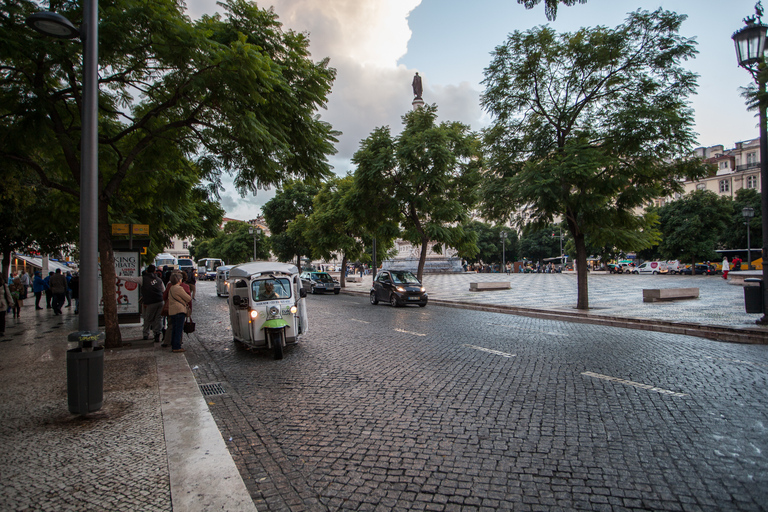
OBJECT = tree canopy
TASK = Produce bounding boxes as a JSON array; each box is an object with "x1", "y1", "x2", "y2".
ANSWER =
[
  {"x1": 480, "y1": 9, "x2": 706, "y2": 309},
  {"x1": 459, "y1": 221, "x2": 519, "y2": 266},
  {"x1": 1, "y1": 0, "x2": 337, "y2": 346},
  {"x1": 352, "y1": 105, "x2": 482, "y2": 281},
  {"x1": 262, "y1": 180, "x2": 321, "y2": 266},
  {"x1": 517, "y1": 0, "x2": 587, "y2": 20}
]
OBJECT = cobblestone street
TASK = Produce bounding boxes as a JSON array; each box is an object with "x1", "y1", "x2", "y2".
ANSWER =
[{"x1": 185, "y1": 279, "x2": 768, "y2": 511}]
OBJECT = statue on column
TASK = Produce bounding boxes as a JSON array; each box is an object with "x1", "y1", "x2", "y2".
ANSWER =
[{"x1": 412, "y1": 72, "x2": 423, "y2": 99}]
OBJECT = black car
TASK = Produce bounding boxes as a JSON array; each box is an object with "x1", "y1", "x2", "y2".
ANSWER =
[
  {"x1": 300, "y1": 271, "x2": 341, "y2": 294},
  {"x1": 679, "y1": 264, "x2": 718, "y2": 275},
  {"x1": 370, "y1": 270, "x2": 428, "y2": 307}
]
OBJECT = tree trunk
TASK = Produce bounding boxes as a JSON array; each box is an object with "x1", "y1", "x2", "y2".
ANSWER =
[
  {"x1": 574, "y1": 233, "x2": 589, "y2": 310},
  {"x1": 340, "y1": 253, "x2": 348, "y2": 287},
  {"x1": 417, "y1": 236, "x2": 429, "y2": 282},
  {"x1": 99, "y1": 200, "x2": 122, "y2": 348}
]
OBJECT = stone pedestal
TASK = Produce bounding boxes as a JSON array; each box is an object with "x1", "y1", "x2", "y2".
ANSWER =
[{"x1": 412, "y1": 97, "x2": 424, "y2": 110}]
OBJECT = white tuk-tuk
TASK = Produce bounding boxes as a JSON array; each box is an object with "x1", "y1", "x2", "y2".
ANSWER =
[
  {"x1": 216, "y1": 265, "x2": 233, "y2": 297},
  {"x1": 227, "y1": 262, "x2": 308, "y2": 359}
]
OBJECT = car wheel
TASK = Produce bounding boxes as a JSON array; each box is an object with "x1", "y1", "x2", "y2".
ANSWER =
[
  {"x1": 390, "y1": 294, "x2": 399, "y2": 307},
  {"x1": 370, "y1": 291, "x2": 378, "y2": 305},
  {"x1": 653, "y1": 271, "x2": 658, "y2": 275},
  {"x1": 334, "y1": 289, "x2": 340, "y2": 295},
  {"x1": 311, "y1": 285, "x2": 316, "y2": 295},
  {"x1": 419, "y1": 303, "x2": 427, "y2": 307}
]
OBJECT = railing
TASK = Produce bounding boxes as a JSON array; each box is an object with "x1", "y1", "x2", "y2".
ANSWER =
[{"x1": 736, "y1": 161, "x2": 761, "y2": 172}]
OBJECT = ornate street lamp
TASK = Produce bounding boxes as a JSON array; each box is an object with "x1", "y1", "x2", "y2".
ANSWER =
[
  {"x1": 733, "y1": 2, "x2": 768, "y2": 322},
  {"x1": 28, "y1": 1, "x2": 102, "y2": 413},
  {"x1": 743, "y1": 207, "x2": 755, "y2": 270},
  {"x1": 249, "y1": 226, "x2": 263, "y2": 261}
]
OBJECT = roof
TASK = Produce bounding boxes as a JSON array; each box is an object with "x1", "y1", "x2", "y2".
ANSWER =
[
  {"x1": 229, "y1": 261, "x2": 298, "y2": 278},
  {"x1": 13, "y1": 254, "x2": 74, "y2": 273}
]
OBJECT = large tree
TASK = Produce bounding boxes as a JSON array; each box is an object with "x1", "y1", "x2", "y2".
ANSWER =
[
  {"x1": 517, "y1": 0, "x2": 587, "y2": 20},
  {"x1": 459, "y1": 221, "x2": 519, "y2": 266},
  {"x1": 193, "y1": 221, "x2": 270, "y2": 265},
  {"x1": 262, "y1": 180, "x2": 321, "y2": 266},
  {"x1": 352, "y1": 105, "x2": 482, "y2": 281},
  {"x1": 657, "y1": 190, "x2": 732, "y2": 270},
  {"x1": 480, "y1": 9, "x2": 707, "y2": 309},
  {"x1": 1, "y1": 0, "x2": 337, "y2": 346}
]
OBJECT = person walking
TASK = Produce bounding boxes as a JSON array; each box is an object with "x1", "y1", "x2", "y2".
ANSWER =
[
  {"x1": 69, "y1": 273, "x2": 80, "y2": 314},
  {"x1": 722, "y1": 256, "x2": 730, "y2": 280},
  {"x1": 8, "y1": 278, "x2": 22, "y2": 320},
  {"x1": 187, "y1": 269, "x2": 196, "y2": 300},
  {"x1": 50, "y1": 269, "x2": 67, "y2": 315},
  {"x1": 32, "y1": 271, "x2": 45, "y2": 309},
  {"x1": 43, "y1": 271, "x2": 53, "y2": 309},
  {"x1": 19, "y1": 270, "x2": 29, "y2": 303},
  {"x1": 141, "y1": 265, "x2": 165, "y2": 342},
  {"x1": 166, "y1": 272, "x2": 191, "y2": 353},
  {"x1": 65, "y1": 272, "x2": 72, "y2": 308},
  {"x1": 0, "y1": 279, "x2": 13, "y2": 335}
]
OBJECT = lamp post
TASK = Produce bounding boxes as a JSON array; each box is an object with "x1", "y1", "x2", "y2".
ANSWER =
[
  {"x1": 249, "y1": 226, "x2": 263, "y2": 261},
  {"x1": 733, "y1": 2, "x2": 768, "y2": 322},
  {"x1": 743, "y1": 206, "x2": 755, "y2": 270},
  {"x1": 500, "y1": 231, "x2": 508, "y2": 273},
  {"x1": 27, "y1": 1, "x2": 102, "y2": 414}
]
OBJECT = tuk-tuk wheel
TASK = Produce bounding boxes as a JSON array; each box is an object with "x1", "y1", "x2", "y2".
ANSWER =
[{"x1": 270, "y1": 331, "x2": 284, "y2": 360}]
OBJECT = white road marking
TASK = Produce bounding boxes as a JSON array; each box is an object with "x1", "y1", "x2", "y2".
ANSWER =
[
  {"x1": 704, "y1": 356, "x2": 768, "y2": 369},
  {"x1": 463, "y1": 344, "x2": 515, "y2": 358},
  {"x1": 351, "y1": 319, "x2": 370, "y2": 324},
  {"x1": 394, "y1": 328, "x2": 426, "y2": 337},
  {"x1": 581, "y1": 371, "x2": 687, "y2": 397}
]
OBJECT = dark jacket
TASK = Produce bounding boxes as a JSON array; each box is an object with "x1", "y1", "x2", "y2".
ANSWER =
[
  {"x1": 50, "y1": 272, "x2": 67, "y2": 294},
  {"x1": 141, "y1": 273, "x2": 165, "y2": 305}
]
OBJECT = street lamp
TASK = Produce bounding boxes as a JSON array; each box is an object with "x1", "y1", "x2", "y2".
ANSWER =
[
  {"x1": 500, "y1": 231, "x2": 508, "y2": 273},
  {"x1": 28, "y1": 1, "x2": 102, "y2": 413},
  {"x1": 249, "y1": 226, "x2": 263, "y2": 261},
  {"x1": 733, "y1": 2, "x2": 768, "y2": 322},
  {"x1": 743, "y1": 206, "x2": 755, "y2": 270}
]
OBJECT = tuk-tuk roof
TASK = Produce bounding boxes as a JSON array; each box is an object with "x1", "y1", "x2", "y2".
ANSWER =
[
  {"x1": 229, "y1": 261, "x2": 298, "y2": 278},
  {"x1": 216, "y1": 265, "x2": 233, "y2": 273}
]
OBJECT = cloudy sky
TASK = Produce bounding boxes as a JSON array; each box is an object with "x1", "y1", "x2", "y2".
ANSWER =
[{"x1": 185, "y1": 0, "x2": 764, "y2": 220}]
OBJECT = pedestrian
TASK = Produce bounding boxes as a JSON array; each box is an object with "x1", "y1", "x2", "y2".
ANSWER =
[
  {"x1": 19, "y1": 270, "x2": 30, "y2": 301},
  {"x1": 32, "y1": 271, "x2": 45, "y2": 310},
  {"x1": 186, "y1": 269, "x2": 196, "y2": 300},
  {"x1": 9, "y1": 278, "x2": 23, "y2": 320},
  {"x1": 50, "y1": 269, "x2": 67, "y2": 315},
  {"x1": 141, "y1": 265, "x2": 165, "y2": 342},
  {"x1": 69, "y1": 272, "x2": 79, "y2": 314},
  {"x1": 722, "y1": 256, "x2": 730, "y2": 280},
  {"x1": 65, "y1": 272, "x2": 72, "y2": 307},
  {"x1": 166, "y1": 272, "x2": 191, "y2": 353},
  {"x1": 44, "y1": 271, "x2": 53, "y2": 308},
  {"x1": 0, "y1": 279, "x2": 12, "y2": 335}
]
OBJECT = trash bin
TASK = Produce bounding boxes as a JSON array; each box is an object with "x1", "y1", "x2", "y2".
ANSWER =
[
  {"x1": 67, "y1": 346, "x2": 104, "y2": 414},
  {"x1": 744, "y1": 278, "x2": 763, "y2": 314}
]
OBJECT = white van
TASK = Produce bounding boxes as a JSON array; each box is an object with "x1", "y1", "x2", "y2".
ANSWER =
[
  {"x1": 665, "y1": 260, "x2": 683, "y2": 274},
  {"x1": 632, "y1": 261, "x2": 667, "y2": 274}
]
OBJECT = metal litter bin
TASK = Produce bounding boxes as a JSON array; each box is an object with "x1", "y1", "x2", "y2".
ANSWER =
[
  {"x1": 66, "y1": 346, "x2": 104, "y2": 414},
  {"x1": 744, "y1": 278, "x2": 763, "y2": 314}
]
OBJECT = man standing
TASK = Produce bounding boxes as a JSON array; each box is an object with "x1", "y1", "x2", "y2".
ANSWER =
[
  {"x1": 32, "y1": 271, "x2": 45, "y2": 309},
  {"x1": 19, "y1": 270, "x2": 30, "y2": 301},
  {"x1": 141, "y1": 265, "x2": 165, "y2": 342},
  {"x1": 49, "y1": 269, "x2": 67, "y2": 315},
  {"x1": 44, "y1": 271, "x2": 53, "y2": 308}
]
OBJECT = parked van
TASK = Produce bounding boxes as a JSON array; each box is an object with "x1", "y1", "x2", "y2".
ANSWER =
[
  {"x1": 632, "y1": 261, "x2": 667, "y2": 275},
  {"x1": 665, "y1": 260, "x2": 683, "y2": 274}
]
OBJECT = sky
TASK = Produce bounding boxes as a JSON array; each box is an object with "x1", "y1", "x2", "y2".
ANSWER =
[{"x1": 184, "y1": 0, "x2": 765, "y2": 221}]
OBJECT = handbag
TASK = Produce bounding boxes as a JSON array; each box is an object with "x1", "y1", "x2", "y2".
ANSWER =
[{"x1": 183, "y1": 315, "x2": 196, "y2": 334}]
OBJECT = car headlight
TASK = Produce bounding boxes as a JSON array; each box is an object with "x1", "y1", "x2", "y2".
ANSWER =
[
  {"x1": 268, "y1": 305, "x2": 280, "y2": 319},
  {"x1": 396, "y1": 286, "x2": 405, "y2": 292},
  {"x1": 249, "y1": 309, "x2": 258, "y2": 319}
]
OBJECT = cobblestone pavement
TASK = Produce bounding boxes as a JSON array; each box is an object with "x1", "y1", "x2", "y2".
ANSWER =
[
  {"x1": 0, "y1": 305, "x2": 172, "y2": 512},
  {"x1": 340, "y1": 272, "x2": 766, "y2": 329},
  {"x1": 185, "y1": 280, "x2": 768, "y2": 511}
]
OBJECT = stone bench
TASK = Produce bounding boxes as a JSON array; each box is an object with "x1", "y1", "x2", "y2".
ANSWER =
[
  {"x1": 346, "y1": 276, "x2": 362, "y2": 283},
  {"x1": 642, "y1": 288, "x2": 699, "y2": 303},
  {"x1": 469, "y1": 282, "x2": 511, "y2": 292}
]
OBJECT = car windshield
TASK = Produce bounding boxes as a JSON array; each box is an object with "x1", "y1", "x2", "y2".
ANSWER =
[
  {"x1": 314, "y1": 273, "x2": 334, "y2": 283},
  {"x1": 178, "y1": 259, "x2": 194, "y2": 267},
  {"x1": 391, "y1": 271, "x2": 420, "y2": 285},
  {"x1": 252, "y1": 278, "x2": 291, "y2": 302}
]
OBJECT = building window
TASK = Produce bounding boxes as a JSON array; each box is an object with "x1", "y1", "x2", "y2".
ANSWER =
[
  {"x1": 720, "y1": 161, "x2": 728, "y2": 169},
  {"x1": 696, "y1": 183, "x2": 706, "y2": 191},
  {"x1": 747, "y1": 175, "x2": 758, "y2": 189},
  {"x1": 747, "y1": 152, "x2": 758, "y2": 165},
  {"x1": 719, "y1": 179, "x2": 730, "y2": 193},
  {"x1": 182, "y1": 241, "x2": 188, "y2": 249},
  {"x1": 170, "y1": 242, "x2": 176, "y2": 249}
]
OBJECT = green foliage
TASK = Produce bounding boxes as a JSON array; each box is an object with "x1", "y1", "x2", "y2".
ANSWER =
[
  {"x1": 262, "y1": 181, "x2": 321, "y2": 264},
  {"x1": 192, "y1": 222, "x2": 270, "y2": 265},
  {"x1": 352, "y1": 104, "x2": 483, "y2": 280},
  {"x1": 657, "y1": 190, "x2": 732, "y2": 265},
  {"x1": 480, "y1": 9, "x2": 703, "y2": 308},
  {"x1": 517, "y1": 0, "x2": 588, "y2": 20},
  {"x1": 459, "y1": 221, "x2": 519, "y2": 265},
  {"x1": 519, "y1": 226, "x2": 562, "y2": 264},
  {"x1": 721, "y1": 188, "x2": 762, "y2": 251}
]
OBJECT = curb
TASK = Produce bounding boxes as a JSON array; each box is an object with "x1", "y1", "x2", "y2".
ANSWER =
[{"x1": 342, "y1": 290, "x2": 768, "y2": 345}]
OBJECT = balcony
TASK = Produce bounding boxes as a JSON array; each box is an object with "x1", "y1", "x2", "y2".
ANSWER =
[{"x1": 736, "y1": 161, "x2": 761, "y2": 172}]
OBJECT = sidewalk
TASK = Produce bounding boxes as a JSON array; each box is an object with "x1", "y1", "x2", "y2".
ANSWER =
[{"x1": 0, "y1": 302, "x2": 255, "y2": 512}]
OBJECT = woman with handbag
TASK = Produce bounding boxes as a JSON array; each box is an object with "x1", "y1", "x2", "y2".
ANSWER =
[
  {"x1": 9, "y1": 278, "x2": 23, "y2": 319},
  {"x1": 167, "y1": 272, "x2": 191, "y2": 353}
]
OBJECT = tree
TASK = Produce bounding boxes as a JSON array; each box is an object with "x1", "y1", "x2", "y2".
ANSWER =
[
  {"x1": 191, "y1": 221, "x2": 270, "y2": 265},
  {"x1": 657, "y1": 190, "x2": 732, "y2": 270},
  {"x1": 480, "y1": 9, "x2": 707, "y2": 309},
  {"x1": 721, "y1": 188, "x2": 762, "y2": 253},
  {"x1": 1, "y1": 0, "x2": 337, "y2": 346},
  {"x1": 262, "y1": 181, "x2": 321, "y2": 266},
  {"x1": 519, "y1": 226, "x2": 562, "y2": 265},
  {"x1": 517, "y1": 0, "x2": 587, "y2": 21},
  {"x1": 459, "y1": 221, "x2": 519, "y2": 266},
  {"x1": 352, "y1": 105, "x2": 482, "y2": 281}
]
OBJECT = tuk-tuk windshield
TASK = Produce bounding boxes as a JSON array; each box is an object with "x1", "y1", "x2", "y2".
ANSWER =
[
  {"x1": 252, "y1": 278, "x2": 292, "y2": 302},
  {"x1": 391, "y1": 271, "x2": 421, "y2": 285}
]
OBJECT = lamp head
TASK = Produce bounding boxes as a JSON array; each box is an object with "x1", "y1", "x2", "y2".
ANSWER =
[{"x1": 26, "y1": 11, "x2": 79, "y2": 39}]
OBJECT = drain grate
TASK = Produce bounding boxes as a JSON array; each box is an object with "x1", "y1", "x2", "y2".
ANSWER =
[{"x1": 199, "y1": 382, "x2": 226, "y2": 396}]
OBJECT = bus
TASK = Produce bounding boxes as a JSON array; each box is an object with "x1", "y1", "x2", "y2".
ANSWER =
[
  {"x1": 197, "y1": 258, "x2": 226, "y2": 280},
  {"x1": 154, "y1": 253, "x2": 178, "y2": 270}
]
